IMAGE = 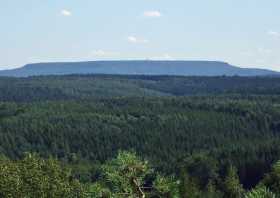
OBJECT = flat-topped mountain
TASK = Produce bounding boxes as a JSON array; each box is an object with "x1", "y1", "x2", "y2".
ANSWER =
[{"x1": 0, "y1": 61, "x2": 278, "y2": 77}]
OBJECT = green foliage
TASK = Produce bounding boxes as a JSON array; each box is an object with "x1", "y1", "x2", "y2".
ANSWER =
[
  {"x1": 1, "y1": 75, "x2": 280, "y2": 102},
  {"x1": 204, "y1": 180, "x2": 223, "y2": 198},
  {"x1": 153, "y1": 175, "x2": 180, "y2": 197},
  {"x1": 0, "y1": 96, "x2": 280, "y2": 188},
  {"x1": 245, "y1": 186, "x2": 276, "y2": 198},
  {"x1": 182, "y1": 153, "x2": 219, "y2": 189},
  {"x1": 89, "y1": 151, "x2": 179, "y2": 198},
  {"x1": 1, "y1": 75, "x2": 280, "y2": 194},
  {"x1": 89, "y1": 183, "x2": 112, "y2": 198},
  {"x1": 3, "y1": 152, "x2": 280, "y2": 197},
  {"x1": 101, "y1": 151, "x2": 150, "y2": 197},
  {"x1": 0, "y1": 153, "x2": 86, "y2": 198},
  {"x1": 180, "y1": 154, "x2": 225, "y2": 198},
  {"x1": 223, "y1": 165, "x2": 245, "y2": 198},
  {"x1": 261, "y1": 160, "x2": 280, "y2": 195},
  {"x1": 2, "y1": 75, "x2": 280, "y2": 197},
  {"x1": 179, "y1": 170, "x2": 203, "y2": 198}
]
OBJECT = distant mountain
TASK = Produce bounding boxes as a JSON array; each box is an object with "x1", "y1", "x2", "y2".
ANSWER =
[{"x1": 0, "y1": 61, "x2": 278, "y2": 77}]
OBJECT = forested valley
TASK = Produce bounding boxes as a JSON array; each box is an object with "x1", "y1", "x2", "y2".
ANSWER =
[{"x1": 1, "y1": 75, "x2": 280, "y2": 197}]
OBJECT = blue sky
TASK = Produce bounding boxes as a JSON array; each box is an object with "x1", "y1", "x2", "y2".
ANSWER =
[{"x1": 0, "y1": 0, "x2": 280, "y2": 70}]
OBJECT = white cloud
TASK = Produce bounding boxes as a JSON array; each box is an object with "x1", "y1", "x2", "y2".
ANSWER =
[
  {"x1": 61, "y1": 9, "x2": 72, "y2": 16},
  {"x1": 143, "y1": 11, "x2": 162, "y2": 18},
  {"x1": 128, "y1": 36, "x2": 149, "y2": 44},
  {"x1": 267, "y1": 30, "x2": 280, "y2": 38},
  {"x1": 151, "y1": 54, "x2": 173, "y2": 60},
  {"x1": 91, "y1": 50, "x2": 119, "y2": 57}
]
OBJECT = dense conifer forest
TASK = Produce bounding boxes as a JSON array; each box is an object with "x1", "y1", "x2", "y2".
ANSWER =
[
  {"x1": 1, "y1": 75, "x2": 280, "y2": 101},
  {"x1": 1, "y1": 74, "x2": 280, "y2": 197}
]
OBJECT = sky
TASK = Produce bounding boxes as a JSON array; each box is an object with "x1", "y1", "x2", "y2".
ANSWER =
[{"x1": 0, "y1": 0, "x2": 280, "y2": 71}]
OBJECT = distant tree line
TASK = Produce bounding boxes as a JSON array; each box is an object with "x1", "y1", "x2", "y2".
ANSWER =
[{"x1": 1, "y1": 75, "x2": 280, "y2": 101}]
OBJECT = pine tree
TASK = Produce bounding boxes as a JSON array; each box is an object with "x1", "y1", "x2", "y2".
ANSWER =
[
  {"x1": 261, "y1": 160, "x2": 280, "y2": 196},
  {"x1": 179, "y1": 170, "x2": 202, "y2": 198},
  {"x1": 224, "y1": 165, "x2": 245, "y2": 198},
  {"x1": 89, "y1": 151, "x2": 179, "y2": 198},
  {"x1": 245, "y1": 186, "x2": 276, "y2": 198}
]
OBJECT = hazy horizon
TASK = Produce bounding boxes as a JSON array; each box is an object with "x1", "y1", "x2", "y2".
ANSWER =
[{"x1": 1, "y1": 0, "x2": 280, "y2": 71}]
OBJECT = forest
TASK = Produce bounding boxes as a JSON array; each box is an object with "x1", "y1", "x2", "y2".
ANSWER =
[
  {"x1": 1, "y1": 75, "x2": 280, "y2": 101},
  {"x1": 1, "y1": 75, "x2": 280, "y2": 197}
]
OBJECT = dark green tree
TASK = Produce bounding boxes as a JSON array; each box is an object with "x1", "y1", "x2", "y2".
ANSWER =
[
  {"x1": 261, "y1": 160, "x2": 280, "y2": 196},
  {"x1": 223, "y1": 165, "x2": 245, "y2": 198}
]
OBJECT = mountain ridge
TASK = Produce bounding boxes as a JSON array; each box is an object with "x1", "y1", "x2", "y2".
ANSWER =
[{"x1": 0, "y1": 60, "x2": 278, "y2": 77}]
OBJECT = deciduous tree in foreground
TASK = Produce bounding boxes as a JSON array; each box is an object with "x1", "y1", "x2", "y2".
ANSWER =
[{"x1": 0, "y1": 154, "x2": 86, "y2": 198}]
